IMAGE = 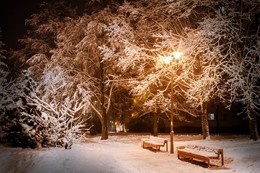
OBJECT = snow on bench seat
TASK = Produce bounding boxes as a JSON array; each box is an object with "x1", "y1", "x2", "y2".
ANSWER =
[
  {"x1": 177, "y1": 145, "x2": 224, "y2": 167},
  {"x1": 141, "y1": 136, "x2": 168, "y2": 152}
]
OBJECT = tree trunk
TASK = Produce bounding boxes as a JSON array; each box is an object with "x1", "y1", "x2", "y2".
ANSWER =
[
  {"x1": 99, "y1": 58, "x2": 108, "y2": 140},
  {"x1": 100, "y1": 93, "x2": 108, "y2": 140},
  {"x1": 248, "y1": 107, "x2": 259, "y2": 140},
  {"x1": 201, "y1": 102, "x2": 210, "y2": 139},
  {"x1": 101, "y1": 114, "x2": 108, "y2": 140},
  {"x1": 153, "y1": 112, "x2": 158, "y2": 136}
]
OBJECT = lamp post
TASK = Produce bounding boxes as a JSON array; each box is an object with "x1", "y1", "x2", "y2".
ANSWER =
[
  {"x1": 170, "y1": 73, "x2": 174, "y2": 154},
  {"x1": 162, "y1": 51, "x2": 183, "y2": 154}
]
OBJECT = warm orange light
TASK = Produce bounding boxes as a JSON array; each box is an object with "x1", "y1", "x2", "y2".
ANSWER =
[
  {"x1": 131, "y1": 112, "x2": 137, "y2": 117},
  {"x1": 163, "y1": 56, "x2": 173, "y2": 64},
  {"x1": 159, "y1": 55, "x2": 173, "y2": 64},
  {"x1": 133, "y1": 98, "x2": 138, "y2": 105},
  {"x1": 159, "y1": 52, "x2": 183, "y2": 64},
  {"x1": 171, "y1": 52, "x2": 183, "y2": 60}
]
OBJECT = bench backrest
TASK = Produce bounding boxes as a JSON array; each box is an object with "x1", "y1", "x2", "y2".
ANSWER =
[
  {"x1": 187, "y1": 145, "x2": 221, "y2": 153},
  {"x1": 149, "y1": 136, "x2": 167, "y2": 144},
  {"x1": 179, "y1": 145, "x2": 223, "y2": 158}
]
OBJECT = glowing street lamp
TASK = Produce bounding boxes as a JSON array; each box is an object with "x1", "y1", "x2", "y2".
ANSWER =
[
  {"x1": 163, "y1": 56, "x2": 173, "y2": 64},
  {"x1": 162, "y1": 51, "x2": 183, "y2": 154},
  {"x1": 171, "y1": 52, "x2": 183, "y2": 60}
]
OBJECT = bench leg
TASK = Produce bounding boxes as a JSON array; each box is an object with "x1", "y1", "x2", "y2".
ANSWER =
[{"x1": 221, "y1": 151, "x2": 224, "y2": 166}]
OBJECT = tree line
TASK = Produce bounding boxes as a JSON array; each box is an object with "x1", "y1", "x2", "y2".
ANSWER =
[{"x1": 0, "y1": 0, "x2": 259, "y2": 148}]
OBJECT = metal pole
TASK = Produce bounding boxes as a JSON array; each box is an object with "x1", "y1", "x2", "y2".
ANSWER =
[{"x1": 170, "y1": 74, "x2": 174, "y2": 154}]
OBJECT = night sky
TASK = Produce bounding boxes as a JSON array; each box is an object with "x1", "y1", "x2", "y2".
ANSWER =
[
  {"x1": 0, "y1": 0, "x2": 86, "y2": 50},
  {"x1": 0, "y1": 0, "x2": 43, "y2": 49}
]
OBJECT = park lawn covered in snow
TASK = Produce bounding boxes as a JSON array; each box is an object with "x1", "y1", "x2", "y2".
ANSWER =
[{"x1": 0, "y1": 134, "x2": 259, "y2": 173}]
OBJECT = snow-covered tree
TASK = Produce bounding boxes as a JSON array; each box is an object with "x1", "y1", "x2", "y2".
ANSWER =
[
  {"x1": 51, "y1": 5, "x2": 137, "y2": 139},
  {"x1": 111, "y1": 0, "x2": 259, "y2": 139},
  {"x1": 112, "y1": 0, "x2": 221, "y2": 138},
  {"x1": 16, "y1": 53, "x2": 92, "y2": 148},
  {"x1": 225, "y1": 35, "x2": 260, "y2": 140},
  {"x1": 0, "y1": 52, "x2": 90, "y2": 148},
  {"x1": 0, "y1": 30, "x2": 9, "y2": 141},
  {"x1": 180, "y1": 9, "x2": 242, "y2": 139},
  {"x1": 8, "y1": 0, "x2": 259, "y2": 143},
  {"x1": 9, "y1": 1, "x2": 128, "y2": 141},
  {"x1": 1, "y1": 1, "x2": 94, "y2": 146},
  {"x1": 11, "y1": 0, "x2": 77, "y2": 63},
  {"x1": 0, "y1": 31, "x2": 40, "y2": 148},
  {"x1": 223, "y1": 1, "x2": 260, "y2": 140},
  {"x1": 0, "y1": 30, "x2": 9, "y2": 110}
]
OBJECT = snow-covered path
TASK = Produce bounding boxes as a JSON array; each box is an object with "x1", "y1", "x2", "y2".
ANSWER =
[
  {"x1": 0, "y1": 143, "x2": 124, "y2": 173},
  {"x1": 0, "y1": 134, "x2": 260, "y2": 173}
]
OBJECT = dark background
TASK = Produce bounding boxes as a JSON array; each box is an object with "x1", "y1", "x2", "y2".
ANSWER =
[
  {"x1": 0, "y1": 0, "x2": 43, "y2": 49},
  {"x1": 0, "y1": 0, "x2": 87, "y2": 50}
]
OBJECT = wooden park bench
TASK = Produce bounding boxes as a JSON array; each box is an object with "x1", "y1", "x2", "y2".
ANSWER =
[
  {"x1": 141, "y1": 136, "x2": 168, "y2": 152},
  {"x1": 177, "y1": 145, "x2": 224, "y2": 167}
]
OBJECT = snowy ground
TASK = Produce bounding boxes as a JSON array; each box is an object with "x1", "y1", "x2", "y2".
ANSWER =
[{"x1": 0, "y1": 134, "x2": 260, "y2": 173}]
